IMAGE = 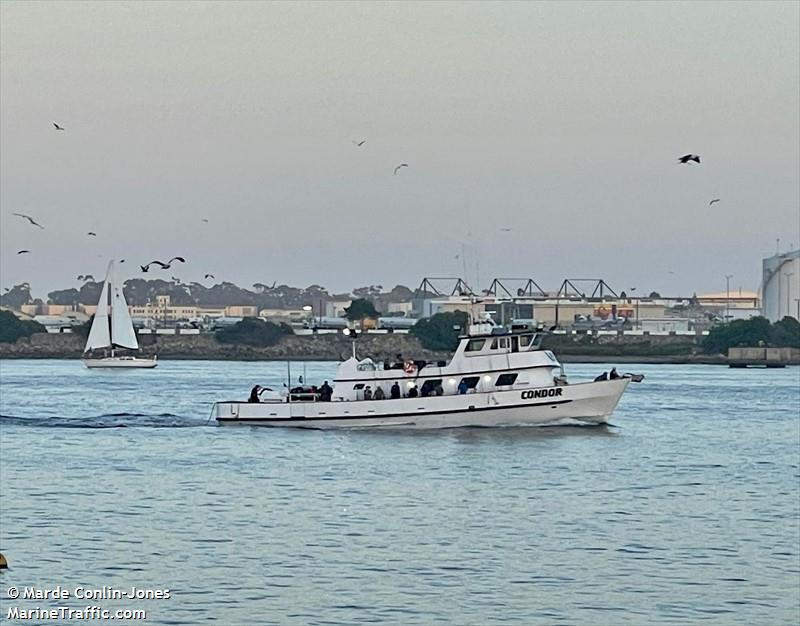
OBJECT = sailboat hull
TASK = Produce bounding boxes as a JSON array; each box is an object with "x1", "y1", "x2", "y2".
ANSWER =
[{"x1": 83, "y1": 356, "x2": 158, "y2": 369}]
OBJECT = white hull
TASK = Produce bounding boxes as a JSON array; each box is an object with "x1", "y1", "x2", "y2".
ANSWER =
[
  {"x1": 214, "y1": 378, "x2": 630, "y2": 429},
  {"x1": 83, "y1": 356, "x2": 158, "y2": 369}
]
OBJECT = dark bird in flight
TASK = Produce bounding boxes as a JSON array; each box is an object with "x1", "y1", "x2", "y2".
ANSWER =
[
  {"x1": 140, "y1": 264, "x2": 150, "y2": 273},
  {"x1": 150, "y1": 260, "x2": 170, "y2": 269},
  {"x1": 499, "y1": 227, "x2": 512, "y2": 232},
  {"x1": 393, "y1": 163, "x2": 408, "y2": 175},
  {"x1": 204, "y1": 273, "x2": 215, "y2": 279},
  {"x1": 87, "y1": 232, "x2": 97, "y2": 236},
  {"x1": 77, "y1": 275, "x2": 95, "y2": 282},
  {"x1": 12, "y1": 213, "x2": 44, "y2": 229},
  {"x1": 119, "y1": 259, "x2": 125, "y2": 263},
  {"x1": 167, "y1": 256, "x2": 186, "y2": 264},
  {"x1": 201, "y1": 218, "x2": 209, "y2": 223},
  {"x1": 678, "y1": 154, "x2": 701, "y2": 164},
  {"x1": 17, "y1": 250, "x2": 31, "y2": 254},
  {"x1": 53, "y1": 122, "x2": 65, "y2": 131},
  {"x1": 709, "y1": 198, "x2": 721, "y2": 206},
  {"x1": 352, "y1": 140, "x2": 366, "y2": 147}
]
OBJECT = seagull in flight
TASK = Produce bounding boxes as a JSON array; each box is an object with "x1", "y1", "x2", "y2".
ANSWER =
[
  {"x1": 678, "y1": 154, "x2": 701, "y2": 164},
  {"x1": 709, "y1": 198, "x2": 721, "y2": 206},
  {"x1": 499, "y1": 227, "x2": 512, "y2": 232},
  {"x1": 53, "y1": 122, "x2": 65, "y2": 131},
  {"x1": 141, "y1": 264, "x2": 150, "y2": 273},
  {"x1": 17, "y1": 250, "x2": 31, "y2": 254},
  {"x1": 150, "y1": 260, "x2": 171, "y2": 269},
  {"x1": 167, "y1": 256, "x2": 186, "y2": 264},
  {"x1": 201, "y1": 218, "x2": 209, "y2": 223},
  {"x1": 393, "y1": 163, "x2": 408, "y2": 175},
  {"x1": 12, "y1": 213, "x2": 44, "y2": 229},
  {"x1": 87, "y1": 232, "x2": 97, "y2": 237},
  {"x1": 204, "y1": 273, "x2": 215, "y2": 279},
  {"x1": 352, "y1": 140, "x2": 366, "y2": 147}
]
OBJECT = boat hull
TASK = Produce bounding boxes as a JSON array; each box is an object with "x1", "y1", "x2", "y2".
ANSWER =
[
  {"x1": 83, "y1": 356, "x2": 158, "y2": 369},
  {"x1": 214, "y1": 378, "x2": 630, "y2": 429}
]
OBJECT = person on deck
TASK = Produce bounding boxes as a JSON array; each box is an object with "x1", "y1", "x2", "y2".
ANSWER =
[
  {"x1": 373, "y1": 386, "x2": 386, "y2": 400},
  {"x1": 319, "y1": 381, "x2": 333, "y2": 402},
  {"x1": 408, "y1": 385, "x2": 419, "y2": 398},
  {"x1": 609, "y1": 368, "x2": 621, "y2": 379},
  {"x1": 390, "y1": 381, "x2": 401, "y2": 399},
  {"x1": 248, "y1": 385, "x2": 263, "y2": 403},
  {"x1": 364, "y1": 386, "x2": 373, "y2": 400},
  {"x1": 457, "y1": 379, "x2": 469, "y2": 395}
]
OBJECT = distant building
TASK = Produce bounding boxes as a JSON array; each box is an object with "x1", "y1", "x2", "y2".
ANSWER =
[
  {"x1": 695, "y1": 290, "x2": 761, "y2": 321},
  {"x1": 761, "y1": 249, "x2": 800, "y2": 322}
]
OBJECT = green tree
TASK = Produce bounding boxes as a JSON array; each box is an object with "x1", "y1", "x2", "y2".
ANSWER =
[
  {"x1": 770, "y1": 316, "x2": 800, "y2": 348},
  {"x1": 215, "y1": 318, "x2": 293, "y2": 347},
  {"x1": 703, "y1": 316, "x2": 773, "y2": 354},
  {"x1": 410, "y1": 311, "x2": 468, "y2": 351},
  {"x1": 344, "y1": 298, "x2": 379, "y2": 321},
  {"x1": 0, "y1": 310, "x2": 46, "y2": 343}
]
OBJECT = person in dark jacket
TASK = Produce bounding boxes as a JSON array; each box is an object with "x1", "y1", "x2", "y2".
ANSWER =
[
  {"x1": 319, "y1": 381, "x2": 333, "y2": 402},
  {"x1": 609, "y1": 367, "x2": 621, "y2": 379},
  {"x1": 594, "y1": 371, "x2": 608, "y2": 381},
  {"x1": 390, "y1": 381, "x2": 401, "y2": 399},
  {"x1": 248, "y1": 385, "x2": 262, "y2": 403}
]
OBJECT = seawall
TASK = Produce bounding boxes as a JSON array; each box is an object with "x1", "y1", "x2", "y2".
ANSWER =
[{"x1": 0, "y1": 331, "x2": 748, "y2": 364}]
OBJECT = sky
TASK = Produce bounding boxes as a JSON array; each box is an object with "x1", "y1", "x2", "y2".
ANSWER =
[{"x1": 1, "y1": 1, "x2": 798, "y2": 300}]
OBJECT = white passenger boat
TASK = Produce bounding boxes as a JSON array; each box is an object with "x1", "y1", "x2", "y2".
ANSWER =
[
  {"x1": 213, "y1": 320, "x2": 640, "y2": 429},
  {"x1": 82, "y1": 261, "x2": 157, "y2": 369}
]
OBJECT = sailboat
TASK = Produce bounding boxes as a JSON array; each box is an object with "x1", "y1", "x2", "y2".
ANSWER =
[{"x1": 82, "y1": 261, "x2": 158, "y2": 369}]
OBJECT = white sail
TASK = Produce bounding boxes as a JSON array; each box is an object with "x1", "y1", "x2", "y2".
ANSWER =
[
  {"x1": 110, "y1": 268, "x2": 138, "y2": 350},
  {"x1": 84, "y1": 262, "x2": 112, "y2": 352}
]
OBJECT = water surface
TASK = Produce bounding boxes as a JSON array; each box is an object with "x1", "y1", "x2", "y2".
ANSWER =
[{"x1": 1, "y1": 360, "x2": 798, "y2": 625}]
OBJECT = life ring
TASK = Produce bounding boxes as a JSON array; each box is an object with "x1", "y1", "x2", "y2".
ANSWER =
[{"x1": 403, "y1": 360, "x2": 417, "y2": 374}]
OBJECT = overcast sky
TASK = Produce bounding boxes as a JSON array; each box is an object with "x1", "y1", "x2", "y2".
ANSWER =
[{"x1": 1, "y1": 1, "x2": 798, "y2": 299}]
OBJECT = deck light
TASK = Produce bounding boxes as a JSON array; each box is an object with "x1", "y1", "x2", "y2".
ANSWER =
[
  {"x1": 483, "y1": 375, "x2": 492, "y2": 382},
  {"x1": 448, "y1": 378, "x2": 457, "y2": 385}
]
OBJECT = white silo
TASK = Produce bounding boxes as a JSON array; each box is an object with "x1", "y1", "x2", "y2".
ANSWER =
[{"x1": 761, "y1": 249, "x2": 800, "y2": 322}]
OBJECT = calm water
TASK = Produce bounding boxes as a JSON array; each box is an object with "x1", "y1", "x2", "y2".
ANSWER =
[{"x1": 1, "y1": 360, "x2": 798, "y2": 625}]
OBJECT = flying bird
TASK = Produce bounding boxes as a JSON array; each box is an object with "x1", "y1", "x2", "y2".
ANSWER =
[
  {"x1": 167, "y1": 256, "x2": 186, "y2": 264},
  {"x1": 17, "y1": 250, "x2": 31, "y2": 254},
  {"x1": 352, "y1": 140, "x2": 366, "y2": 147},
  {"x1": 87, "y1": 232, "x2": 97, "y2": 236},
  {"x1": 201, "y1": 218, "x2": 209, "y2": 223},
  {"x1": 77, "y1": 275, "x2": 95, "y2": 282},
  {"x1": 150, "y1": 260, "x2": 170, "y2": 269},
  {"x1": 678, "y1": 154, "x2": 701, "y2": 164},
  {"x1": 53, "y1": 122, "x2": 65, "y2": 131},
  {"x1": 140, "y1": 264, "x2": 150, "y2": 273},
  {"x1": 393, "y1": 164, "x2": 408, "y2": 175},
  {"x1": 119, "y1": 259, "x2": 125, "y2": 263},
  {"x1": 204, "y1": 273, "x2": 215, "y2": 279},
  {"x1": 12, "y1": 213, "x2": 44, "y2": 229},
  {"x1": 709, "y1": 198, "x2": 721, "y2": 206},
  {"x1": 499, "y1": 227, "x2": 512, "y2": 232}
]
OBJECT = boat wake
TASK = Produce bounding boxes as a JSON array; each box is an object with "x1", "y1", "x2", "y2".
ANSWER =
[{"x1": 0, "y1": 412, "x2": 208, "y2": 429}]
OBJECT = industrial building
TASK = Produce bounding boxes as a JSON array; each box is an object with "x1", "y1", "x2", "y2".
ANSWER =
[{"x1": 761, "y1": 249, "x2": 800, "y2": 322}]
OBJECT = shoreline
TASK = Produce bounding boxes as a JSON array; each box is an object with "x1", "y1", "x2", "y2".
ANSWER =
[{"x1": 1, "y1": 333, "x2": 795, "y2": 365}]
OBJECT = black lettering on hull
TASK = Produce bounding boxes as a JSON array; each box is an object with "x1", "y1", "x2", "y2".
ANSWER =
[{"x1": 521, "y1": 388, "x2": 564, "y2": 400}]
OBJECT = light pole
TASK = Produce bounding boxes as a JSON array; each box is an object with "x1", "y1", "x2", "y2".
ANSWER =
[{"x1": 725, "y1": 274, "x2": 733, "y2": 322}]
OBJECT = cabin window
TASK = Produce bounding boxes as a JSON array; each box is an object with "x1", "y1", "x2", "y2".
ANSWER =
[
  {"x1": 460, "y1": 376, "x2": 480, "y2": 389},
  {"x1": 490, "y1": 338, "x2": 498, "y2": 349},
  {"x1": 495, "y1": 373, "x2": 518, "y2": 386},
  {"x1": 519, "y1": 334, "x2": 532, "y2": 348},
  {"x1": 420, "y1": 379, "x2": 443, "y2": 396},
  {"x1": 353, "y1": 383, "x2": 365, "y2": 390},
  {"x1": 465, "y1": 339, "x2": 486, "y2": 352},
  {"x1": 499, "y1": 337, "x2": 509, "y2": 349}
]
